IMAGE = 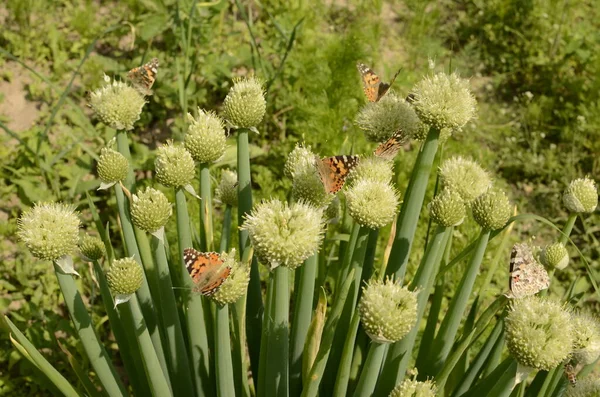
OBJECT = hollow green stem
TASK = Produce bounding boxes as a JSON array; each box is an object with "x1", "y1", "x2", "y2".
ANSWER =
[
  {"x1": 115, "y1": 129, "x2": 135, "y2": 191},
  {"x1": 265, "y1": 266, "x2": 290, "y2": 397},
  {"x1": 353, "y1": 342, "x2": 386, "y2": 397},
  {"x1": 215, "y1": 303, "x2": 236, "y2": 397},
  {"x1": 257, "y1": 274, "x2": 275, "y2": 397},
  {"x1": 465, "y1": 357, "x2": 517, "y2": 397},
  {"x1": 332, "y1": 309, "x2": 361, "y2": 397},
  {"x1": 199, "y1": 163, "x2": 214, "y2": 251},
  {"x1": 290, "y1": 254, "x2": 318, "y2": 397},
  {"x1": 375, "y1": 225, "x2": 450, "y2": 395},
  {"x1": 558, "y1": 213, "x2": 577, "y2": 245},
  {"x1": 385, "y1": 127, "x2": 440, "y2": 281},
  {"x1": 54, "y1": 265, "x2": 127, "y2": 396},
  {"x1": 219, "y1": 205, "x2": 232, "y2": 253},
  {"x1": 237, "y1": 128, "x2": 263, "y2": 383},
  {"x1": 427, "y1": 229, "x2": 491, "y2": 377}
]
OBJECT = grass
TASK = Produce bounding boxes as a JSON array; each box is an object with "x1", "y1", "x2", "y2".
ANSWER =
[{"x1": 0, "y1": 0, "x2": 599, "y2": 394}]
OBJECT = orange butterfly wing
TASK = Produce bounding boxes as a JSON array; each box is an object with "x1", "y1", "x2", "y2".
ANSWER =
[
  {"x1": 183, "y1": 248, "x2": 231, "y2": 296},
  {"x1": 316, "y1": 155, "x2": 360, "y2": 194},
  {"x1": 127, "y1": 58, "x2": 159, "y2": 96},
  {"x1": 374, "y1": 130, "x2": 406, "y2": 160},
  {"x1": 357, "y1": 63, "x2": 401, "y2": 102}
]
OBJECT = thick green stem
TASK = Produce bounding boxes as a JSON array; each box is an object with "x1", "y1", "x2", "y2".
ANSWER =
[
  {"x1": 427, "y1": 229, "x2": 491, "y2": 377},
  {"x1": 175, "y1": 187, "x2": 212, "y2": 397},
  {"x1": 559, "y1": 213, "x2": 577, "y2": 245},
  {"x1": 301, "y1": 269, "x2": 356, "y2": 397},
  {"x1": 332, "y1": 309, "x2": 361, "y2": 397},
  {"x1": 257, "y1": 275, "x2": 275, "y2": 397},
  {"x1": 385, "y1": 127, "x2": 440, "y2": 281},
  {"x1": 376, "y1": 225, "x2": 450, "y2": 395},
  {"x1": 353, "y1": 342, "x2": 386, "y2": 397},
  {"x1": 465, "y1": 357, "x2": 517, "y2": 397},
  {"x1": 266, "y1": 266, "x2": 290, "y2": 397},
  {"x1": 199, "y1": 163, "x2": 214, "y2": 251},
  {"x1": 215, "y1": 304, "x2": 236, "y2": 397},
  {"x1": 115, "y1": 129, "x2": 135, "y2": 191},
  {"x1": 290, "y1": 254, "x2": 318, "y2": 397},
  {"x1": 54, "y1": 266, "x2": 127, "y2": 396},
  {"x1": 121, "y1": 295, "x2": 172, "y2": 397},
  {"x1": 219, "y1": 205, "x2": 232, "y2": 253},
  {"x1": 151, "y1": 235, "x2": 195, "y2": 396},
  {"x1": 93, "y1": 261, "x2": 151, "y2": 397},
  {"x1": 237, "y1": 128, "x2": 263, "y2": 383}
]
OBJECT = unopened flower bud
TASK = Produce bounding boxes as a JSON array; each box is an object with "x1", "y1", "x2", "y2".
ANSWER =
[
  {"x1": 130, "y1": 187, "x2": 172, "y2": 233},
  {"x1": 472, "y1": 189, "x2": 511, "y2": 231},
  {"x1": 439, "y1": 156, "x2": 491, "y2": 203},
  {"x1": 540, "y1": 242, "x2": 569, "y2": 270},
  {"x1": 356, "y1": 93, "x2": 420, "y2": 142},
  {"x1": 571, "y1": 311, "x2": 600, "y2": 365},
  {"x1": 185, "y1": 109, "x2": 227, "y2": 163},
  {"x1": 106, "y1": 257, "x2": 143, "y2": 297},
  {"x1": 285, "y1": 144, "x2": 316, "y2": 179},
  {"x1": 563, "y1": 177, "x2": 597, "y2": 213},
  {"x1": 359, "y1": 279, "x2": 417, "y2": 343},
  {"x1": 79, "y1": 235, "x2": 106, "y2": 261},
  {"x1": 89, "y1": 76, "x2": 146, "y2": 131},
  {"x1": 97, "y1": 147, "x2": 128, "y2": 185},
  {"x1": 224, "y1": 77, "x2": 266, "y2": 129},
  {"x1": 349, "y1": 156, "x2": 394, "y2": 185},
  {"x1": 346, "y1": 179, "x2": 398, "y2": 229},
  {"x1": 155, "y1": 141, "x2": 196, "y2": 188},
  {"x1": 215, "y1": 169, "x2": 238, "y2": 207},
  {"x1": 429, "y1": 189, "x2": 466, "y2": 227}
]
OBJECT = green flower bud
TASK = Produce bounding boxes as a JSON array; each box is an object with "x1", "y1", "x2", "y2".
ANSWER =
[
  {"x1": 79, "y1": 235, "x2": 106, "y2": 261},
  {"x1": 184, "y1": 109, "x2": 227, "y2": 164},
  {"x1": 540, "y1": 242, "x2": 569, "y2": 270},
  {"x1": 429, "y1": 189, "x2": 466, "y2": 227},
  {"x1": 97, "y1": 147, "x2": 129, "y2": 185},
  {"x1": 411, "y1": 72, "x2": 476, "y2": 132},
  {"x1": 106, "y1": 257, "x2": 144, "y2": 296},
  {"x1": 155, "y1": 141, "x2": 196, "y2": 188},
  {"x1": 472, "y1": 189, "x2": 511, "y2": 231},
  {"x1": 324, "y1": 196, "x2": 340, "y2": 224},
  {"x1": 356, "y1": 93, "x2": 421, "y2": 142},
  {"x1": 18, "y1": 202, "x2": 80, "y2": 261},
  {"x1": 563, "y1": 177, "x2": 598, "y2": 213},
  {"x1": 389, "y1": 378, "x2": 437, "y2": 397},
  {"x1": 130, "y1": 187, "x2": 172, "y2": 233},
  {"x1": 359, "y1": 278, "x2": 418, "y2": 343},
  {"x1": 439, "y1": 156, "x2": 491, "y2": 203},
  {"x1": 223, "y1": 77, "x2": 266, "y2": 129},
  {"x1": 89, "y1": 75, "x2": 146, "y2": 131},
  {"x1": 215, "y1": 169, "x2": 238, "y2": 207},
  {"x1": 241, "y1": 199, "x2": 324, "y2": 270},
  {"x1": 349, "y1": 156, "x2": 394, "y2": 185},
  {"x1": 571, "y1": 311, "x2": 600, "y2": 365},
  {"x1": 505, "y1": 296, "x2": 574, "y2": 370},
  {"x1": 412, "y1": 121, "x2": 431, "y2": 141},
  {"x1": 292, "y1": 169, "x2": 334, "y2": 209},
  {"x1": 565, "y1": 378, "x2": 600, "y2": 397},
  {"x1": 346, "y1": 179, "x2": 399, "y2": 229},
  {"x1": 212, "y1": 250, "x2": 250, "y2": 305},
  {"x1": 285, "y1": 144, "x2": 316, "y2": 179}
]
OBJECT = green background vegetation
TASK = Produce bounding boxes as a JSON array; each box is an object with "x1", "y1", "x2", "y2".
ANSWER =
[{"x1": 0, "y1": 0, "x2": 598, "y2": 394}]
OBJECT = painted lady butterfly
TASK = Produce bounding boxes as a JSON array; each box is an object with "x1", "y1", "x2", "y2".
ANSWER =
[
  {"x1": 183, "y1": 248, "x2": 231, "y2": 296},
  {"x1": 357, "y1": 62, "x2": 401, "y2": 103},
  {"x1": 374, "y1": 130, "x2": 406, "y2": 160},
  {"x1": 316, "y1": 155, "x2": 360, "y2": 194},
  {"x1": 127, "y1": 58, "x2": 159, "y2": 96},
  {"x1": 507, "y1": 243, "x2": 550, "y2": 299}
]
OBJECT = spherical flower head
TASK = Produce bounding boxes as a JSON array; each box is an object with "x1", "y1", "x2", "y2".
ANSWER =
[
  {"x1": 241, "y1": 199, "x2": 324, "y2": 270},
  {"x1": 411, "y1": 72, "x2": 476, "y2": 132},
  {"x1": 155, "y1": 141, "x2": 196, "y2": 188},
  {"x1": 292, "y1": 169, "x2": 334, "y2": 209},
  {"x1": 563, "y1": 177, "x2": 598, "y2": 213},
  {"x1": 348, "y1": 156, "x2": 394, "y2": 185},
  {"x1": 89, "y1": 75, "x2": 146, "y2": 131},
  {"x1": 97, "y1": 147, "x2": 129, "y2": 184},
  {"x1": 412, "y1": 121, "x2": 431, "y2": 141},
  {"x1": 346, "y1": 179, "x2": 399, "y2": 229},
  {"x1": 106, "y1": 257, "x2": 143, "y2": 296},
  {"x1": 540, "y1": 242, "x2": 569, "y2": 270},
  {"x1": 505, "y1": 296, "x2": 574, "y2": 370},
  {"x1": 571, "y1": 311, "x2": 600, "y2": 365},
  {"x1": 324, "y1": 196, "x2": 340, "y2": 224},
  {"x1": 439, "y1": 156, "x2": 491, "y2": 203},
  {"x1": 212, "y1": 250, "x2": 250, "y2": 305},
  {"x1": 184, "y1": 109, "x2": 227, "y2": 163},
  {"x1": 18, "y1": 202, "x2": 80, "y2": 261},
  {"x1": 429, "y1": 189, "x2": 466, "y2": 227},
  {"x1": 356, "y1": 93, "x2": 420, "y2": 142},
  {"x1": 215, "y1": 169, "x2": 238, "y2": 207},
  {"x1": 565, "y1": 378, "x2": 600, "y2": 397},
  {"x1": 285, "y1": 144, "x2": 316, "y2": 179},
  {"x1": 79, "y1": 235, "x2": 106, "y2": 261},
  {"x1": 130, "y1": 187, "x2": 172, "y2": 233},
  {"x1": 223, "y1": 77, "x2": 266, "y2": 129},
  {"x1": 389, "y1": 378, "x2": 437, "y2": 397},
  {"x1": 359, "y1": 278, "x2": 417, "y2": 343},
  {"x1": 472, "y1": 189, "x2": 511, "y2": 231}
]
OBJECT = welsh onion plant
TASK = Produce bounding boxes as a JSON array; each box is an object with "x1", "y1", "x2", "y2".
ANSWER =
[{"x1": 8, "y1": 62, "x2": 600, "y2": 397}]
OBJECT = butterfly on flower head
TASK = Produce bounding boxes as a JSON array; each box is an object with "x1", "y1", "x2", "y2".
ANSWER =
[
  {"x1": 183, "y1": 248, "x2": 231, "y2": 296},
  {"x1": 374, "y1": 130, "x2": 406, "y2": 160},
  {"x1": 316, "y1": 155, "x2": 360, "y2": 194},
  {"x1": 506, "y1": 243, "x2": 550, "y2": 299},
  {"x1": 357, "y1": 62, "x2": 401, "y2": 103},
  {"x1": 127, "y1": 58, "x2": 159, "y2": 96}
]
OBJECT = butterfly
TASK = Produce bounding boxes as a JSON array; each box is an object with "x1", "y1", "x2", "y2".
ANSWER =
[
  {"x1": 507, "y1": 243, "x2": 550, "y2": 299},
  {"x1": 374, "y1": 130, "x2": 406, "y2": 160},
  {"x1": 357, "y1": 62, "x2": 401, "y2": 102},
  {"x1": 316, "y1": 155, "x2": 360, "y2": 194},
  {"x1": 183, "y1": 248, "x2": 231, "y2": 296},
  {"x1": 564, "y1": 363, "x2": 577, "y2": 387},
  {"x1": 127, "y1": 58, "x2": 159, "y2": 96}
]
